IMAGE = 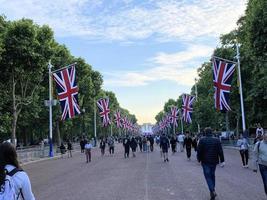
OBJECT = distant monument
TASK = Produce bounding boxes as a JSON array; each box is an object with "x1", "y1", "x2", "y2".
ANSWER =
[{"x1": 141, "y1": 123, "x2": 154, "y2": 136}]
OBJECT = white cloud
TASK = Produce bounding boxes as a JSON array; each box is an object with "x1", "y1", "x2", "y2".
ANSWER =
[
  {"x1": 104, "y1": 44, "x2": 214, "y2": 87},
  {"x1": 0, "y1": 0, "x2": 247, "y2": 42}
]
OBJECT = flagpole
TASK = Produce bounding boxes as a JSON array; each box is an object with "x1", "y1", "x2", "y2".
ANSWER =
[
  {"x1": 236, "y1": 44, "x2": 246, "y2": 132},
  {"x1": 48, "y1": 61, "x2": 53, "y2": 157},
  {"x1": 179, "y1": 109, "x2": 184, "y2": 134},
  {"x1": 94, "y1": 98, "x2": 97, "y2": 140},
  {"x1": 195, "y1": 78, "x2": 200, "y2": 133}
]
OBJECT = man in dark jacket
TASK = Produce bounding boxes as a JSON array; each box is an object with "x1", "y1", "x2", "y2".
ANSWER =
[
  {"x1": 197, "y1": 127, "x2": 225, "y2": 200},
  {"x1": 183, "y1": 132, "x2": 193, "y2": 160},
  {"x1": 160, "y1": 133, "x2": 170, "y2": 162}
]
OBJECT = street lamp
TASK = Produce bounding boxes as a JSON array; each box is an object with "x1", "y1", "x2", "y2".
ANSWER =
[{"x1": 82, "y1": 108, "x2": 86, "y2": 136}]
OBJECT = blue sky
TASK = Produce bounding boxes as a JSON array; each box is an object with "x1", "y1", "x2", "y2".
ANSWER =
[{"x1": 0, "y1": 0, "x2": 247, "y2": 124}]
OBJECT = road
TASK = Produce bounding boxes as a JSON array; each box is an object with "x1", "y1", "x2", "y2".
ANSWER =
[{"x1": 24, "y1": 144, "x2": 265, "y2": 200}]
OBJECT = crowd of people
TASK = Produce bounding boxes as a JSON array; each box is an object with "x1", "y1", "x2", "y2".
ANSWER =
[{"x1": 0, "y1": 125, "x2": 266, "y2": 200}]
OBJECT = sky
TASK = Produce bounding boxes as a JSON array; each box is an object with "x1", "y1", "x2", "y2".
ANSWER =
[{"x1": 0, "y1": 0, "x2": 247, "y2": 124}]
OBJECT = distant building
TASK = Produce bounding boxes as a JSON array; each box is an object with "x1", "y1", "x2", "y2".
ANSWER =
[{"x1": 141, "y1": 123, "x2": 154, "y2": 136}]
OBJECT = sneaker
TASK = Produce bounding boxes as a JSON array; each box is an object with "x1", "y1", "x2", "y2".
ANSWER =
[{"x1": 210, "y1": 191, "x2": 217, "y2": 200}]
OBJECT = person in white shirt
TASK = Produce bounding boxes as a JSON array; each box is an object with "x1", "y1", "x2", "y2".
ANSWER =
[
  {"x1": 177, "y1": 133, "x2": 185, "y2": 152},
  {"x1": 84, "y1": 140, "x2": 93, "y2": 163},
  {"x1": 0, "y1": 142, "x2": 35, "y2": 200},
  {"x1": 256, "y1": 123, "x2": 264, "y2": 138}
]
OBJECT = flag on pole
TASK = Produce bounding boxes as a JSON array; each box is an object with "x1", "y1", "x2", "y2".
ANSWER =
[
  {"x1": 52, "y1": 64, "x2": 80, "y2": 120},
  {"x1": 97, "y1": 98, "x2": 111, "y2": 127},
  {"x1": 182, "y1": 94, "x2": 195, "y2": 124},
  {"x1": 170, "y1": 106, "x2": 178, "y2": 127},
  {"x1": 114, "y1": 110, "x2": 122, "y2": 128},
  {"x1": 212, "y1": 57, "x2": 236, "y2": 111}
]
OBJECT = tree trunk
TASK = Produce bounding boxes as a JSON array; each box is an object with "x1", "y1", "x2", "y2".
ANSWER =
[{"x1": 11, "y1": 75, "x2": 17, "y2": 145}]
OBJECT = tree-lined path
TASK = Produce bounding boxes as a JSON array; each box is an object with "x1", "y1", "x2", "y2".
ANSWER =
[{"x1": 24, "y1": 145, "x2": 265, "y2": 200}]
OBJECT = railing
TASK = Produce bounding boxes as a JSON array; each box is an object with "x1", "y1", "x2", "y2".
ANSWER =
[{"x1": 17, "y1": 143, "x2": 80, "y2": 164}]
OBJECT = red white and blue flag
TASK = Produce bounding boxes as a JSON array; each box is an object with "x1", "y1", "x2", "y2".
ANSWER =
[
  {"x1": 114, "y1": 110, "x2": 122, "y2": 128},
  {"x1": 170, "y1": 106, "x2": 178, "y2": 127},
  {"x1": 97, "y1": 98, "x2": 111, "y2": 127},
  {"x1": 212, "y1": 57, "x2": 236, "y2": 111},
  {"x1": 182, "y1": 94, "x2": 195, "y2": 124},
  {"x1": 53, "y1": 64, "x2": 80, "y2": 120}
]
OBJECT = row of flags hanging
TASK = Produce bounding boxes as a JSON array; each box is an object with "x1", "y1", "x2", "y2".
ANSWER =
[
  {"x1": 153, "y1": 94, "x2": 195, "y2": 134},
  {"x1": 50, "y1": 54, "x2": 237, "y2": 132},
  {"x1": 51, "y1": 64, "x2": 138, "y2": 133}
]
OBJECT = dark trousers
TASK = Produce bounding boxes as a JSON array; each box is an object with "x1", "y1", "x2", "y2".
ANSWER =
[
  {"x1": 186, "y1": 147, "x2": 191, "y2": 158},
  {"x1": 259, "y1": 164, "x2": 267, "y2": 195},
  {"x1": 101, "y1": 148, "x2": 105, "y2": 155},
  {"x1": 85, "y1": 150, "x2": 91, "y2": 163},
  {"x1": 125, "y1": 148, "x2": 130, "y2": 158},
  {"x1": 150, "y1": 144, "x2": 154, "y2": 152},
  {"x1": 109, "y1": 146, "x2": 114, "y2": 154},
  {"x1": 239, "y1": 150, "x2": 249, "y2": 166},
  {"x1": 139, "y1": 143, "x2": 142, "y2": 152},
  {"x1": 171, "y1": 145, "x2": 176, "y2": 153},
  {"x1": 202, "y1": 163, "x2": 216, "y2": 192}
]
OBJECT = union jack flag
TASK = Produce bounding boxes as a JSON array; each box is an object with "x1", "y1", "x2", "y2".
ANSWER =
[
  {"x1": 182, "y1": 94, "x2": 195, "y2": 124},
  {"x1": 122, "y1": 116, "x2": 128, "y2": 130},
  {"x1": 212, "y1": 57, "x2": 236, "y2": 111},
  {"x1": 170, "y1": 106, "x2": 178, "y2": 127},
  {"x1": 97, "y1": 98, "x2": 111, "y2": 127},
  {"x1": 53, "y1": 64, "x2": 80, "y2": 120},
  {"x1": 114, "y1": 110, "x2": 122, "y2": 128}
]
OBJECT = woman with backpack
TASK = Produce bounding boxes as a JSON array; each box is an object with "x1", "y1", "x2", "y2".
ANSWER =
[
  {"x1": 0, "y1": 142, "x2": 35, "y2": 200},
  {"x1": 237, "y1": 134, "x2": 250, "y2": 168},
  {"x1": 253, "y1": 132, "x2": 267, "y2": 196}
]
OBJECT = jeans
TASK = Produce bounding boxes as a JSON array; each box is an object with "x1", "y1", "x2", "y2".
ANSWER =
[
  {"x1": 239, "y1": 150, "x2": 249, "y2": 166},
  {"x1": 186, "y1": 147, "x2": 191, "y2": 158},
  {"x1": 259, "y1": 164, "x2": 267, "y2": 195},
  {"x1": 202, "y1": 163, "x2": 217, "y2": 192}
]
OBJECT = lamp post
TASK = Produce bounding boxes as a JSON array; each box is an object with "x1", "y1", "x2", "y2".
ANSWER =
[
  {"x1": 82, "y1": 108, "x2": 86, "y2": 136},
  {"x1": 48, "y1": 61, "x2": 53, "y2": 157},
  {"x1": 195, "y1": 78, "x2": 200, "y2": 133}
]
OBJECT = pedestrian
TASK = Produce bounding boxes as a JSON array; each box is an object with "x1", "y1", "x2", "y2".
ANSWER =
[
  {"x1": 107, "y1": 136, "x2": 115, "y2": 155},
  {"x1": 184, "y1": 132, "x2": 193, "y2": 161},
  {"x1": 130, "y1": 137, "x2": 138, "y2": 157},
  {"x1": 237, "y1": 134, "x2": 249, "y2": 168},
  {"x1": 253, "y1": 132, "x2": 267, "y2": 196},
  {"x1": 84, "y1": 140, "x2": 93, "y2": 163},
  {"x1": 177, "y1": 133, "x2": 185, "y2": 152},
  {"x1": 80, "y1": 139, "x2": 85, "y2": 153},
  {"x1": 67, "y1": 140, "x2": 73, "y2": 158},
  {"x1": 192, "y1": 135, "x2": 198, "y2": 152},
  {"x1": 0, "y1": 142, "x2": 35, "y2": 200},
  {"x1": 142, "y1": 136, "x2": 148, "y2": 152},
  {"x1": 256, "y1": 123, "x2": 264, "y2": 138},
  {"x1": 138, "y1": 136, "x2": 143, "y2": 152},
  {"x1": 197, "y1": 127, "x2": 225, "y2": 200},
  {"x1": 59, "y1": 142, "x2": 66, "y2": 158},
  {"x1": 99, "y1": 138, "x2": 106, "y2": 156},
  {"x1": 149, "y1": 136, "x2": 154, "y2": 152},
  {"x1": 123, "y1": 136, "x2": 131, "y2": 158},
  {"x1": 170, "y1": 135, "x2": 177, "y2": 154},
  {"x1": 160, "y1": 133, "x2": 170, "y2": 162}
]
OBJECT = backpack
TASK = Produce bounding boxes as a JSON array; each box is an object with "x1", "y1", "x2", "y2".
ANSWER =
[{"x1": 0, "y1": 168, "x2": 24, "y2": 200}]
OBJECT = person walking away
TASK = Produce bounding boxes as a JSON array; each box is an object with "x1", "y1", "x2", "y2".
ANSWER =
[
  {"x1": 130, "y1": 137, "x2": 138, "y2": 157},
  {"x1": 59, "y1": 142, "x2": 66, "y2": 158},
  {"x1": 184, "y1": 132, "x2": 193, "y2": 160},
  {"x1": 0, "y1": 142, "x2": 35, "y2": 200},
  {"x1": 170, "y1": 135, "x2": 177, "y2": 154},
  {"x1": 138, "y1": 136, "x2": 143, "y2": 152},
  {"x1": 84, "y1": 140, "x2": 93, "y2": 163},
  {"x1": 160, "y1": 133, "x2": 170, "y2": 162},
  {"x1": 108, "y1": 137, "x2": 115, "y2": 155},
  {"x1": 192, "y1": 136, "x2": 198, "y2": 152},
  {"x1": 123, "y1": 136, "x2": 131, "y2": 158},
  {"x1": 255, "y1": 123, "x2": 264, "y2": 144},
  {"x1": 149, "y1": 136, "x2": 154, "y2": 152},
  {"x1": 253, "y1": 132, "x2": 267, "y2": 196},
  {"x1": 67, "y1": 140, "x2": 73, "y2": 158},
  {"x1": 99, "y1": 138, "x2": 106, "y2": 156},
  {"x1": 237, "y1": 134, "x2": 249, "y2": 168},
  {"x1": 80, "y1": 139, "x2": 85, "y2": 153},
  {"x1": 197, "y1": 127, "x2": 225, "y2": 200},
  {"x1": 178, "y1": 133, "x2": 185, "y2": 152},
  {"x1": 142, "y1": 136, "x2": 148, "y2": 152}
]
